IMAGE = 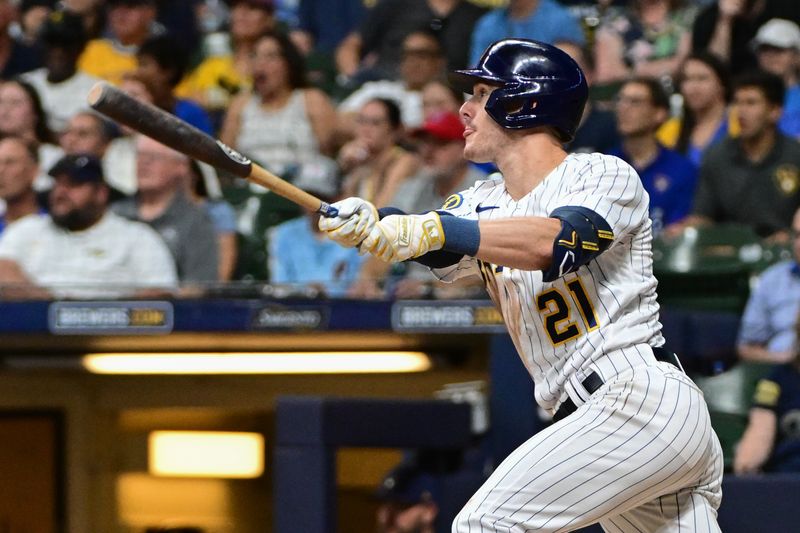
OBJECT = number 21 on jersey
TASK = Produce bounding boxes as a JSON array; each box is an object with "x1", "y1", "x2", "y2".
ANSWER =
[{"x1": 537, "y1": 278, "x2": 599, "y2": 346}]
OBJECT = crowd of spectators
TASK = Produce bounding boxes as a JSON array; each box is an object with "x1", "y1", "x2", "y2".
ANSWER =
[
  {"x1": 0, "y1": 0, "x2": 794, "y2": 291},
  {"x1": 0, "y1": 0, "x2": 798, "y2": 326},
  {"x1": 0, "y1": 0, "x2": 798, "y2": 512}
]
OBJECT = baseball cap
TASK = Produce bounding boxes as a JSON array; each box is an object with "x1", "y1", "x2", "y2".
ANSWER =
[
  {"x1": 376, "y1": 461, "x2": 439, "y2": 505},
  {"x1": 752, "y1": 18, "x2": 800, "y2": 51},
  {"x1": 412, "y1": 111, "x2": 465, "y2": 142},
  {"x1": 48, "y1": 154, "x2": 126, "y2": 199},
  {"x1": 39, "y1": 9, "x2": 87, "y2": 47}
]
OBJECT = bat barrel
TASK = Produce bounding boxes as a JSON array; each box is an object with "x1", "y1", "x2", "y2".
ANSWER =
[{"x1": 88, "y1": 82, "x2": 253, "y2": 178}]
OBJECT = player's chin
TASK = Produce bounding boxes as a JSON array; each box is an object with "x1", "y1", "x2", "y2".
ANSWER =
[{"x1": 463, "y1": 141, "x2": 491, "y2": 164}]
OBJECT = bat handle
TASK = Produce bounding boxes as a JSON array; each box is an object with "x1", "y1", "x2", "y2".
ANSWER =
[{"x1": 318, "y1": 202, "x2": 339, "y2": 218}]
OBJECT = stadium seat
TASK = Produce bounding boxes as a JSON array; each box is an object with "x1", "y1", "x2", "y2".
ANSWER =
[
  {"x1": 653, "y1": 224, "x2": 760, "y2": 313},
  {"x1": 223, "y1": 179, "x2": 301, "y2": 282}
]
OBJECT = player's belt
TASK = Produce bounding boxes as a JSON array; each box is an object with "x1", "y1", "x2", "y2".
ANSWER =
[{"x1": 552, "y1": 347, "x2": 683, "y2": 423}]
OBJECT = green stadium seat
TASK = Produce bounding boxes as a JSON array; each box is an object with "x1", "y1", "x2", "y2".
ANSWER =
[
  {"x1": 653, "y1": 225, "x2": 760, "y2": 312},
  {"x1": 222, "y1": 179, "x2": 302, "y2": 282}
]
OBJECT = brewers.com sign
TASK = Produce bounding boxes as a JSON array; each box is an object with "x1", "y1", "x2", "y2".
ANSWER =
[
  {"x1": 391, "y1": 301, "x2": 505, "y2": 333},
  {"x1": 48, "y1": 301, "x2": 174, "y2": 335}
]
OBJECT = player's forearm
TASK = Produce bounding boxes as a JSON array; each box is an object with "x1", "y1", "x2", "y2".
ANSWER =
[{"x1": 475, "y1": 217, "x2": 561, "y2": 270}]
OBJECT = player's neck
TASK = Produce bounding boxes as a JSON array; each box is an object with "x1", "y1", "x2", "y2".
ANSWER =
[{"x1": 496, "y1": 134, "x2": 567, "y2": 200}]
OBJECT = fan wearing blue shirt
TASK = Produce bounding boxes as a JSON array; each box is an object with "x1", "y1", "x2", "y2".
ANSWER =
[
  {"x1": 611, "y1": 77, "x2": 697, "y2": 235},
  {"x1": 469, "y1": 0, "x2": 585, "y2": 66},
  {"x1": 268, "y1": 182, "x2": 365, "y2": 297}
]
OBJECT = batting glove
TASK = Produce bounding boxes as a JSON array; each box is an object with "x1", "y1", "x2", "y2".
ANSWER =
[
  {"x1": 318, "y1": 197, "x2": 379, "y2": 247},
  {"x1": 360, "y1": 212, "x2": 445, "y2": 262}
]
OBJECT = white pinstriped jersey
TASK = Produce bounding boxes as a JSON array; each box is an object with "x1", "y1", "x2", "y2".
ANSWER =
[{"x1": 433, "y1": 152, "x2": 665, "y2": 412}]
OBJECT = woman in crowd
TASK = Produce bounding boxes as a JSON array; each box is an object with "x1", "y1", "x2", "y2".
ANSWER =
[
  {"x1": 657, "y1": 51, "x2": 736, "y2": 167},
  {"x1": 0, "y1": 78, "x2": 60, "y2": 189},
  {"x1": 219, "y1": 31, "x2": 337, "y2": 181},
  {"x1": 337, "y1": 97, "x2": 418, "y2": 208},
  {"x1": 420, "y1": 78, "x2": 463, "y2": 121}
]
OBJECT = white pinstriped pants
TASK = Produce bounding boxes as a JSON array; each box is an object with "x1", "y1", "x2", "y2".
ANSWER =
[{"x1": 453, "y1": 362, "x2": 724, "y2": 532}]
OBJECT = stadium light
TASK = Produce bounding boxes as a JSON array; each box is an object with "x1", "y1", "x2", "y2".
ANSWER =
[
  {"x1": 82, "y1": 351, "x2": 432, "y2": 374},
  {"x1": 149, "y1": 431, "x2": 264, "y2": 478}
]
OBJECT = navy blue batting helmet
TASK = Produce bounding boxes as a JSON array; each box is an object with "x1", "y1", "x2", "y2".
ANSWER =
[{"x1": 448, "y1": 39, "x2": 588, "y2": 141}]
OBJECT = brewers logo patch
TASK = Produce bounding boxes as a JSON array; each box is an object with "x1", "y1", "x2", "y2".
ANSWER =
[
  {"x1": 441, "y1": 193, "x2": 464, "y2": 210},
  {"x1": 774, "y1": 164, "x2": 800, "y2": 195}
]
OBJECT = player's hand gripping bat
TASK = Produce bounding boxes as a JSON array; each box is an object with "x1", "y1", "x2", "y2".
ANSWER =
[{"x1": 86, "y1": 82, "x2": 338, "y2": 217}]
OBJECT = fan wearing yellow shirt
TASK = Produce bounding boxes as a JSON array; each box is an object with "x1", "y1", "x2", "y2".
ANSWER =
[
  {"x1": 77, "y1": 0, "x2": 158, "y2": 85},
  {"x1": 176, "y1": 0, "x2": 278, "y2": 110}
]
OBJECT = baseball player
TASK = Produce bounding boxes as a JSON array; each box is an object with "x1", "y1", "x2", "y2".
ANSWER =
[{"x1": 320, "y1": 39, "x2": 723, "y2": 532}]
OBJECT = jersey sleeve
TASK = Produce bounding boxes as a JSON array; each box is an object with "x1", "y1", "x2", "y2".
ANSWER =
[
  {"x1": 426, "y1": 180, "x2": 490, "y2": 282},
  {"x1": 554, "y1": 155, "x2": 650, "y2": 243}
]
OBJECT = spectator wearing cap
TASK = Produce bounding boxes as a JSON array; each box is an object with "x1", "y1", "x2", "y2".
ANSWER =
[
  {"x1": 77, "y1": 0, "x2": 160, "y2": 85},
  {"x1": 268, "y1": 162, "x2": 365, "y2": 297},
  {"x1": 134, "y1": 34, "x2": 213, "y2": 135},
  {"x1": 21, "y1": 8, "x2": 101, "y2": 134},
  {"x1": 0, "y1": 137, "x2": 45, "y2": 234},
  {"x1": 0, "y1": 0, "x2": 43, "y2": 77},
  {"x1": 112, "y1": 135, "x2": 219, "y2": 284},
  {"x1": 752, "y1": 18, "x2": 800, "y2": 138},
  {"x1": 349, "y1": 111, "x2": 486, "y2": 299},
  {"x1": 0, "y1": 153, "x2": 177, "y2": 299},
  {"x1": 176, "y1": 0, "x2": 277, "y2": 113}
]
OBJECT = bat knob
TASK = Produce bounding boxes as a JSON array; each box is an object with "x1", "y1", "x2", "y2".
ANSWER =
[{"x1": 319, "y1": 203, "x2": 339, "y2": 218}]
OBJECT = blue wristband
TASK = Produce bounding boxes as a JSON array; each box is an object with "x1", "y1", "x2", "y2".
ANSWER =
[{"x1": 438, "y1": 212, "x2": 480, "y2": 256}]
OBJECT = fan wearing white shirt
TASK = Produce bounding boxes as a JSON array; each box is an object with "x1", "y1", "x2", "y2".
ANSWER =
[
  {"x1": 0, "y1": 153, "x2": 177, "y2": 299},
  {"x1": 21, "y1": 9, "x2": 102, "y2": 133}
]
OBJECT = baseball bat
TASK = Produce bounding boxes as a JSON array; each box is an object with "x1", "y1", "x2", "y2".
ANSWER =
[{"x1": 86, "y1": 82, "x2": 338, "y2": 217}]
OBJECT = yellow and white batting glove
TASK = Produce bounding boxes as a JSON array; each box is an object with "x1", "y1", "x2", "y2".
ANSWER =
[
  {"x1": 360, "y1": 212, "x2": 445, "y2": 262},
  {"x1": 318, "y1": 197, "x2": 378, "y2": 248}
]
